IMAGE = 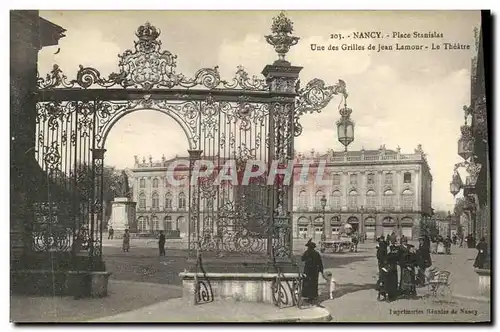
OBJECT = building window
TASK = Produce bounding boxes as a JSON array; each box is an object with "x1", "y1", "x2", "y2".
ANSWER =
[
  {"x1": 151, "y1": 216, "x2": 159, "y2": 231},
  {"x1": 178, "y1": 192, "x2": 186, "y2": 209},
  {"x1": 165, "y1": 192, "x2": 172, "y2": 209},
  {"x1": 402, "y1": 189, "x2": 413, "y2": 210},
  {"x1": 139, "y1": 178, "x2": 145, "y2": 188},
  {"x1": 164, "y1": 216, "x2": 172, "y2": 231},
  {"x1": 332, "y1": 174, "x2": 341, "y2": 186},
  {"x1": 177, "y1": 216, "x2": 185, "y2": 232},
  {"x1": 350, "y1": 174, "x2": 357, "y2": 186},
  {"x1": 139, "y1": 192, "x2": 146, "y2": 209},
  {"x1": 404, "y1": 172, "x2": 412, "y2": 184},
  {"x1": 385, "y1": 173, "x2": 393, "y2": 186},
  {"x1": 366, "y1": 190, "x2": 377, "y2": 209},
  {"x1": 331, "y1": 191, "x2": 342, "y2": 210},
  {"x1": 348, "y1": 190, "x2": 358, "y2": 209},
  {"x1": 383, "y1": 189, "x2": 394, "y2": 208},
  {"x1": 137, "y1": 216, "x2": 147, "y2": 232},
  {"x1": 367, "y1": 173, "x2": 375, "y2": 185},
  {"x1": 152, "y1": 192, "x2": 159, "y2": 209},
  {"x1": 299, "y1": 190, "x2": 308, "y2": 209},
  {"x1": 152, "y1": 178, "x2": 159, "y2": 188},
  {"x1": 314, "y1": 191, "x2": 324, "y2": 208}
]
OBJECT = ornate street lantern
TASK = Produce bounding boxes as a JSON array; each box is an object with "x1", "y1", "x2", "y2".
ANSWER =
[
  {"x1": 465, "y1": 160, "x2": 482, "y2": 187},
  {"x1": 337, "y1": 98, "x2": 354, "y2": 151},
  {"x1": 458, "y1": 124, "x2": 474, "y2": 161},
  {"x1": 450, "y1": 170, "x2": 463, "y2": 196},
  {"x1": 320, "y1": 195, "x2": 327, "y2": 209}
]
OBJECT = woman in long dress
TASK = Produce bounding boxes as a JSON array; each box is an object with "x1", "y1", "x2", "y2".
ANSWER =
[
  {"x1": 385, "y1": 244, "x2": 400, "y2": 302},
  {"x1": 416, "y1": 237, "x2": 431, "y2": 286},
  {"x1": 473, "y1": 238, "x2": 488, "y2": 269},
  {"x1": 122, "y1": 229, "x2": 130, "y2": 252},
  {"x1": 398, "y1": 239, "x2": 417, "y2": 298},
  {"x1": 301, "y1": 239, "x2": 326, "y2": 304}
]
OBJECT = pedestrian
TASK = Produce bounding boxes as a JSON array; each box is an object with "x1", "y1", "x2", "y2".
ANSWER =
[
  {"x1": 445, "y1": 235, "x2": 452, "y2": 255},
  {"x1": 473, "y1": 237, "x2": 487, "y2": 269},
  {"x1": 385, "y1": 243, "x2": 400, "y2": 302},
  {"x1": 122, "y1": 229, "x2": 130, "y2": 252},
  {"x1": 390, "y1": 231, "x2": 397, "y2": 245},
  {"x1": 351, "y1": 233, "x2": 359, "y2": 252},
  {"x1": 159, "y1": 230, "x2": 166, "y2": 256},
  {"x1": 108, "y1": 226, "x2": 114, "y2": 240},
  {"x1": 398, "y1": 238, "x2": 417, "y2": 298},
  {"x1": 301, "y1": 239, "x2": 326, "y2": 304},
  {"x1": 415, "y1": 237, "x2": 429, "y2": 286},
  {"x1": 385, "y1": 234, "x2": 391, "y2": 244},
  {"x1": 376, "y1": 237, "x2": 388, "y2": 296}
]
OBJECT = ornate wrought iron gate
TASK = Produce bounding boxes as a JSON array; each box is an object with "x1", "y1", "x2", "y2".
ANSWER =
[{"x1": 33, "y1": 13, "x2": 345, "y2": 270}]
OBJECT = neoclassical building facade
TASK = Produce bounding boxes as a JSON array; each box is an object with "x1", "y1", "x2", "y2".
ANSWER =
[
  {"x1": 129, "y1": 155, "x2": 191, "y2": 237},
  {"x1": 128, "y1": 144, "x2": 433, "y2": 240},
  {"x1": 292, "y1": 145, "x2": 433, "y2": 241}
]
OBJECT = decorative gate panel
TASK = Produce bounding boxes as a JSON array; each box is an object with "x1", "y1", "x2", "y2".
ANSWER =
[{"x1": 33, "y1": 14, "x2": 344, "y2": 266}]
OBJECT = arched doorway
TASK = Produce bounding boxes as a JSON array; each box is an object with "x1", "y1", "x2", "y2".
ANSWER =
[
  {"x1": 313, "y1": 217, "x2": 324, "y2": 240},
  {"x1": 364, "y1": 216, "x2": 376, "y2": 240},
  {"x1": 177, "y1": 216, "x2": 187, "y2": 238},
  {"x1": 347, "y1": 216, "x2": 359, "y2": 233},
  {"x1": 382, "y1": 216, "x2": 396, "y2": 236},
  {"x1": 330, "y1": 216, "x2": 341, "y2": 237},
  {"x1": 297, "y1": 217, "x2": 309, "y2": 239},
  {"x1": 400, "y1": 217, "x2": 414, "y2": 239}
]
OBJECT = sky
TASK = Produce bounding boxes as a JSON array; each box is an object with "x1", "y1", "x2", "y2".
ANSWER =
[{"x1": 37, "y1": 10, "x2": 481, "y2": 211}]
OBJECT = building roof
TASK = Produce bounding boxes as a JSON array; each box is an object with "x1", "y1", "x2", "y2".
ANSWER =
[{"x1": 39, "y1": 16, "x2": 66, "y2": 48}]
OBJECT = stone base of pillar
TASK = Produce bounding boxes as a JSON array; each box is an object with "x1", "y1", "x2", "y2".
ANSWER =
[
  {"x1": 180, "y1": 257, "x2": 303, "y2": 305},
  {"x1": 475, "y1": 268, "x2": 491, "y2": 297},
  {"x1": 11, "y1": 252, "x2": 110, "y2": 298}
]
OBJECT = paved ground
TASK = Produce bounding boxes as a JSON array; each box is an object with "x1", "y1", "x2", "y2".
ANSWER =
[
  {"x1": 318, "y1": 246, "x2": 491, "y2": 322},
  {"x1": 11, "y1": 240, "x2": 490, "y2": 323},
  {"x1": 10, "y1": 280, "x2": 182, "y2": 323},
  {"x1": 102, "y1": 244, "x2": 371, "y2": 286},
  {"x1": 91, "y1": 299, "x2": 331, "y2": 323}
]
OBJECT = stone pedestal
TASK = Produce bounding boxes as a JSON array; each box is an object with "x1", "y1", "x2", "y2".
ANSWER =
[
  {"x1": 180, "y1": 272, "x2": 303, "y2": 305},
  {"x1": 475, "y1": 268, "x2": 491, "y2": 297},
  {"x1": 110, "y1": 197, "x2": 136, "y2": 237},
  {"x1": 180, "y1": 257, "x2": 303, "y2": 306}
]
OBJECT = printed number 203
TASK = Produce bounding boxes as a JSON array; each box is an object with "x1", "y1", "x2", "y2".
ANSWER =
[{"x1": 330, "y1": 33, "x2": 343, "y2": 40}]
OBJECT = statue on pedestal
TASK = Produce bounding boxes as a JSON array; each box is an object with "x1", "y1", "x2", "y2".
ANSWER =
[{"x1": 117, "y1": 170, "x2": 131, "y2": 198}]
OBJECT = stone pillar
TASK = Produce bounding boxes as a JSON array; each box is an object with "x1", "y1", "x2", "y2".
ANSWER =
[
  {"x1": 110, "y1": 198, "x2": 137, "y2": 238},
  {"x1": 262, "y1": 61, "x2": 301, "y2": 267},
  {"x1": 10, "y1": 11, "x2": 65, "y2": 264}
]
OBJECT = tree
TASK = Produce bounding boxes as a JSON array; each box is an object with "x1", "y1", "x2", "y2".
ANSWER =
[{"x1": 71, "y1": 162, "x2": 124, "y2": 228}]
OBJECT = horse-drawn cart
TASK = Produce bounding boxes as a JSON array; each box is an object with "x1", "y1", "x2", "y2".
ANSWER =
[{"x1": 319, "y1": 237, "x2": 353, "y2": 253}]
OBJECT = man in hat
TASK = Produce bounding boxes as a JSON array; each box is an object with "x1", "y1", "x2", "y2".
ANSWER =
[{"x1": 301, "y1": 239, "x2": 326, "y2": 304}]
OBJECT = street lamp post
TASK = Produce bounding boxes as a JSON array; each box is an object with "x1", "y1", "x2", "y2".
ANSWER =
[
  {"x1": 360, "y1": 205, "x2": 364, "y2": 243},
  {"x1": 320, "y1": 195, "x2": 327, "y2": 241},
  {"x1": 447, "y1": 211, "x2": 452, "y2": 238}
]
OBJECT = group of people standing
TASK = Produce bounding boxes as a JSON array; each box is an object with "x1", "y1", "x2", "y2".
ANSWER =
[{"x1": 376, "y1": 234, "x2": 432, "y2": 302}]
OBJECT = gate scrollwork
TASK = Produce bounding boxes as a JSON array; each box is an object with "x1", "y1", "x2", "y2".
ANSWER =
[{"x1": 34, "y1": 14, "x2": 340, "y2": 267}]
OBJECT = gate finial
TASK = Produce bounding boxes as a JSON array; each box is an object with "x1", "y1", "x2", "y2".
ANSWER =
[{"x1": 265, "y1": 11, "x2": 300, "y2": 65}]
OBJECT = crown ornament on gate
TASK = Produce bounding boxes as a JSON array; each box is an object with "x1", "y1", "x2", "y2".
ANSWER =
[
  {"x1": 265, "y1": 12, "x2": 300, "y2": 65},
  {"x1": 135, "y1": 22, "x2": 161, "y2": 53}
]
